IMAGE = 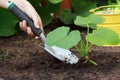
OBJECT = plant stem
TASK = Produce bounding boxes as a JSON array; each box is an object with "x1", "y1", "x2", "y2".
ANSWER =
[
  {"x1": 86, "y1": 43, "x2": 92, "y2": 54},
  {"x1": 86, "y1": 24, "x2": 89, "y2": 35},
  {"x1": 89, "y1": 59, "x2": 98, "y2": 65},
  {"x1": 75, "y1": 46, "x2": 81, "y2": 54},
  {"x1": 86, "y1": 23, "x2": 89, "y2": 54}
]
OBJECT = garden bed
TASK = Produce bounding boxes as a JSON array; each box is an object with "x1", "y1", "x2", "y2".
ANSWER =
[{"x1": 0, "y1": 19, "x2": 120, "y2": 80}]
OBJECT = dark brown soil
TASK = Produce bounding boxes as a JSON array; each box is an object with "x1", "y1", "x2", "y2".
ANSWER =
[{"x1": 0, "y1": 20, "x2": 120, "y2": 80}]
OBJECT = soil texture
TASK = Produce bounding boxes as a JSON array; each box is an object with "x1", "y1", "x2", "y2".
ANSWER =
[{"x1": 0, "y1": 19, "x2": 120, "y2": 80}]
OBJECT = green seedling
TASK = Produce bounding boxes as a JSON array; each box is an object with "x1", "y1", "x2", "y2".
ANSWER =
[
  {"x1": 74, "y1": 14, "x2": 120, "y2": 65},
  {"x1": 46, "y1": 14, "x2": 120, "y2": 65}
]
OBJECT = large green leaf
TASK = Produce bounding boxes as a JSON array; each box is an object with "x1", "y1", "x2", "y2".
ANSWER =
[
  {"x1": 28, "y1": 0, "x2": 60, "y2": 26},
  {"x1": 46, "y1": 26, "x2": 81, "y2": 49},
  {"x1": 45, "y1": 2, "x2": 61, "y2": 13},
  {"x1": 28, "y1": 0, "x2": 41, "y2": 7},
  {"x1": 60, "y1": 9, "x2": 74, "y2": 24},
  {"x1": 48, "y1": 0, "x2": 62, "y2": 4},
  {"x1": 70, "y1": 0, "x2": 96, "y2": 17},
  {"x1": 38, "y1": 2, "x2": 60, "y2": 26},
  {"x1": 86, "y1": 27, "x2": 120, "y2": 46},
  {"x1": 59, "y1": 0, "x2": 97, "y2": 25},
  {"x1": 0, "y1": 8, "x2": 18, "y2": 37},
  {"x1": 28, "y1": 0, "x2": 51, "y2": 26},
  {"x1": 74, "y1": 14, "x2": 104, "y2": 29}
]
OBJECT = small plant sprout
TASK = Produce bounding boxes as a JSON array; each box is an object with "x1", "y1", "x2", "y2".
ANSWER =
[
  {"x1": 74, "y1": 14, "x2": 120, "y2": 65},
  {"x1": 46, "y1": 14, "x2": 120, "y2": 65}
]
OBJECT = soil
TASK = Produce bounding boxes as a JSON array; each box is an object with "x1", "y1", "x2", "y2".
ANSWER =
[{"x1": 0, "y1": 19, "x2": 120, "y2": 80}]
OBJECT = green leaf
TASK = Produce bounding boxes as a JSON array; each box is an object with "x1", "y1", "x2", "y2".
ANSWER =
[
  {"x1": 86, "y1": 27, "x2": 120, "y2": 46},
  {"x1": 28, "y1": 0, "x2": 41, "y2": 7},
  {"x1": 45, "y1": 2, "x2": 61, "y2": 13},
  {"x1": 28, "y1": 0, "x2": 52, "y2": 26},
  {"x1": 70, "y1": 0, "x2": 96, "y2": 17},
  {"x1": 37, "y1": 7, "x2": 53, "y2": 26},
  {"x1": 74, "y1": 14, "x2": 105, "y2": 29},
  {"x1": 28, "y1": 0, "x2": 60, "y2": 26},
  {"x1": 46, "y1": 26, "x2": 81, "y2": 49},
  {"x1": 59, "y1": 0, "x2": 97, "y2": 25},
  {"x1": 39, "y1": 2, "x2": 60, "y2": 26},
  {"x1": 74, "y1": 16, "x2": 88, "y2": 27},
  {"x1": 0, "y1": 8, "x2": 18, "y2": 37},
  {"x1": 79, "y1": 41, "x2": 88, "y2": 58},
  {"x1": 48, "y1": 0, "x2": 62, "y2": 4},
  {"x1": 60, "y1": 9, "x2": 74, "y2": 24}
]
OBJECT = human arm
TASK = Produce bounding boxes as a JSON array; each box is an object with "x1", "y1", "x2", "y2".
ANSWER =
[{"x1": 0, "y1": 0, "x2": 43, "y2": 39}]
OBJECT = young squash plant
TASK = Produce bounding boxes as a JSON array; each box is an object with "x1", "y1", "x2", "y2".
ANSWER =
[
  {"x1": 46, "y1": 14, "x2": 120, "y2": 65},
  {"x1": 74, "y1": 14, "x2": 120, "y2": 65}
]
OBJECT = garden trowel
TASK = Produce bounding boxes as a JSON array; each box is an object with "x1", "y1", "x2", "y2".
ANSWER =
[{"x1": 6, "y1": 1, "x2": 79, "y2": 64}]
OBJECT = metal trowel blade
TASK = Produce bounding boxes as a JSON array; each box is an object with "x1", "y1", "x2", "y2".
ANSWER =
[
  {"x1": 40, "y1": 33, "x2": 79, "y2": 64},
  {"x1": 44, "y1": 45, "x2": 79, "y2": 64}
]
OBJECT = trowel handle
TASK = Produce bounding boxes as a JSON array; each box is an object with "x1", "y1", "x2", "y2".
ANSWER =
[{"x1": 7, "y1": 1, "x2": 42, "y2": 36}]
